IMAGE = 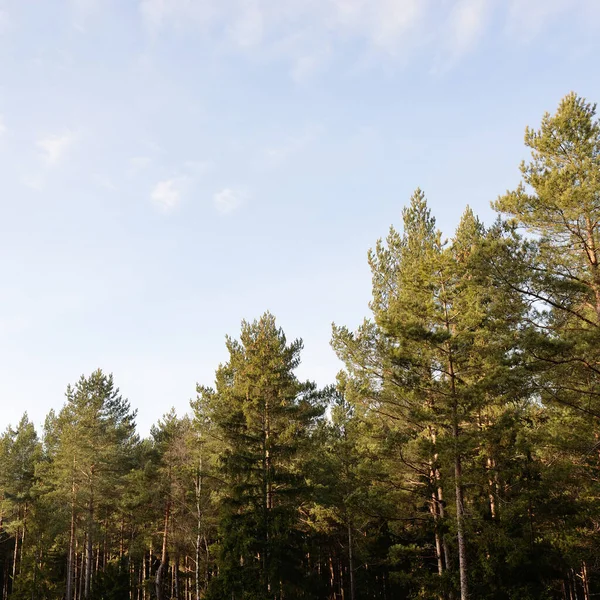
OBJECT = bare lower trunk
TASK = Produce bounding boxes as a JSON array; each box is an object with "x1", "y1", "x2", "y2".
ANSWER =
[
  {"x1": 429, "y1": 492, "x2": 444, "y2": 576},
  {"x1": 453, "y1": 425, "x2": 468, "y2": 600},
  {"x1": 581, "y1": 562, "x2": 591, "y2": 600},
  {"x1": 437, "y1": 485, "x2": 452, "y2": 572},
  {"x1": 174, "y1": 555, "x2": 180, "y2": 600},
  {"x1": 11, "y1": 524, "x2": 19, "y2": 587},
  {"x1": 155, "y1": 499, "x2": 170, "y2": 600},
  {"x1": 195, "y1": 532, "x2": 201, "y2": 600},
  {"x1": 85, "y1": 496, "x2": 93, "y2": 600},
  {"x1": 347, "y1": 519, "x2": 356, "y2": 600},
  {"x1": 66, "y1": 486, "x2": 76, "y2": 600},
  {"x1": 195, "y1": 457, "x2": 203, "y2": 600}
]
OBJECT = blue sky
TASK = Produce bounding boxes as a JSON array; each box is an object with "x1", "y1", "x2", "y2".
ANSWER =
[{"x1": 1, "y1": 0, "x2": 599, "y2": 435}]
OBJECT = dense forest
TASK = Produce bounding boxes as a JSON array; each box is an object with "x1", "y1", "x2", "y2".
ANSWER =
[{"x1": 1, "y1": 92, "x2": 600, "y2": 600}]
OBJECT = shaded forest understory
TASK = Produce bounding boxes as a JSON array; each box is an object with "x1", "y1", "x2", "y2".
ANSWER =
[{"x1": 3, "y1": 93, "x2": 600, "y2": 600}]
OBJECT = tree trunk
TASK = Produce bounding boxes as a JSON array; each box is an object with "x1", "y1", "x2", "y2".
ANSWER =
[
  {"x1": 174, "y1": 555, "x2": 180, "y2": 600},
  {"x1": 347, "y1": 519, "x2": 356, "y2": 600},
  {"x1": 195, "y1": 455, "x2": 203, "y2": 600},
  {"x1": 449, "y1": 350, "x2": 468, "y2": 600},
  {"x1": 453, "y1": 441, "x2": 468, "y2": 600},
  {"x1": 195, "y1": 531, "x2": 201, "y2": 600},
  {"x1": 11, "y1": 524, "x2": 19, "y2": 589},
  {"x1": 262, "y1": 392, "x2": 272, "y2": 595},
  {"x1": 581, "y1": 562, "x2": 591, "y2": 600},
  {"x1": 155, "y1": 498, "x2": 170, "y2": 600},
  {"x1": 79, "y1": 537, "x2": 86, "y2": 600},
  {"x1": 66, "y1": 482, "x2": 76, "y2": 600},
  {"x1": 85, "y1": 495, "x2": 94, "y2": 600}
]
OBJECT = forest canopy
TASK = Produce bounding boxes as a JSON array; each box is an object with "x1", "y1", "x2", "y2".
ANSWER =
[{"x1": 1, "y1": 92, "x2": 600, "y2": 600}]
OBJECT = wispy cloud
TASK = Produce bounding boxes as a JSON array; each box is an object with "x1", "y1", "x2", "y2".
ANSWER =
[
  {"x1": 149, "y1": 160, "x2": 212, "y2": 213},
  {"x1": 138, "y1": 0, "x2": 427, "y2": 67},
  {"x1": 506, "y1": 0, "x2": 571, "y2": 41},
  {"x1": 138, "y1": 0, "x2": 600, "y2": 73},
  {"x1": 214, "y1": 187, "x2": 248, "y2": 215},
  {"x1": 151, "y1": 178, "x2": 185, "y2": 212},
  {"x1": 36, "y1": 131, "x2": 78, "y2": 166}
]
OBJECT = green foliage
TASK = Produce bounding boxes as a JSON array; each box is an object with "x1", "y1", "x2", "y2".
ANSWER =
[{"x1": 2, "y1": 92, "x2": 600, "y2": 600}]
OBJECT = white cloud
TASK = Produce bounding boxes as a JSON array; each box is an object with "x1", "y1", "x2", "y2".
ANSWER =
[
  {"x1": 138, "y1": 0, "x2": 600, "y2": 73},
  {"x1": 148, "y1": 161, "x2": 211, "y2": 213},
  {"x1": 151, "y1": 179, "x2": 184, "y2": 212},
  {"x1": 36, "y1": 131, "x2": 78, "y2": 166},
  {"x1": 214, "y1": 187, "x2": 247, "y2": 215},
  {"x1": 139, "y1": 0, "x2": 427, "y2": 64}
]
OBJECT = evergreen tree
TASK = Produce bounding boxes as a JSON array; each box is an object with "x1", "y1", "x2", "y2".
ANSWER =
[
  {"x1": 45, "y1": 370, "x2": 137, "y2": 600},
  {"x1": 494, "y1": 91, "x2": 600, "y2": 597},
  {"x1": 203, "y1": 313, "x2": 323, "y2": 600}
]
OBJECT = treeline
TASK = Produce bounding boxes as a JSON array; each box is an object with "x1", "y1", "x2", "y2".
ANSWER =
[{"x1": 1, "y1": 92, "x2": 600, "y2": 600}]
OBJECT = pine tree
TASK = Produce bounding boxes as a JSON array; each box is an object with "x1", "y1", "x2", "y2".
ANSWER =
[
  {"x1": 494, "y1": 91, "x2": 600, "y2": 596},
  {"x1": 45, "y1": 370, "x2": 137, "y2": 600},
  {"x1": 333, "y1": 192, "x2": 528, "y2": 600},
  {"x1": 203, "y1": 313, "x2": 323, "y2": 600}
]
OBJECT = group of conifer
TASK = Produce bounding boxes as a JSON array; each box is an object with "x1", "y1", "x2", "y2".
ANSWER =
[{"x1": 1, "y1": 92, "x2": 600, "y2": 599}]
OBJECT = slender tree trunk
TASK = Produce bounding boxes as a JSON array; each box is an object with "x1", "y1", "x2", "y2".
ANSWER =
[
  {"x1": 204, "y1": 535, "x2": 210, "y2": 591},
  {"x1": 195, "y1": 456, "x2": 203, "y2": 600},
  {"x1": 453, "y1": 436, "x2": 468, "y2": 600},
  {"x1": 581, "y1": 562, "x2": 591, "y2": 600},
  {"x1": 449, "y1": 353, "x2": 468, "y2": 600},
  {"x1": 66, "y1": 478, "x2": 76, "y2": 600},
  {"x1": 11, "y1": 523, "x2": 19, "y2": 588},
  {"x1": 174, "y1": 555, "x2": 180, "y2": 600},
  {"x1": 428, "y1": 424, "x2": 446, "y2": 577},
  {"x1": 195, "y1": 531, "x2": 201, "y2": 600},
  {"x1": 18, "y1": 504, "x2": 27, "y2": 578},
  {"x1": 347, "y1": 519, "x2": 356, "y2": 600},
  {"x1": 329, "y1": 554, "x2": 335, "y2": 599},
  {"x1": 155, "y1": 497, "x2": 170, "y2": 600},
  {"x1": 262, "y1": 392, "x2": 272, "y2": 595},
  {"x1": 79, "y1": 537, "x2": 86, "y2": 600},
  {"x1": 437, "y1": 485, "x2": 452, "y2": 573},
  {"x1": 85, "y1": 495, "x2": 94, "y2": 600}
]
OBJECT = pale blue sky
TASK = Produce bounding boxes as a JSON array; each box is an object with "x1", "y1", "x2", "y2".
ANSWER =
[{"x1": 1, "y1": 0, "x2": 599, "y2": 435}]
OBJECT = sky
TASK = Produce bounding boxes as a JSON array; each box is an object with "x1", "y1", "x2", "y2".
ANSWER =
[{"x1": 1, "y1": 0, "x2": 599, "y2": 436}]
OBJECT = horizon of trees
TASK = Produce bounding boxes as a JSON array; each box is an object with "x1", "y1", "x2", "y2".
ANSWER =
[{"x1": 1, "y1": 91, "x2": 600, "y2": 599}]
